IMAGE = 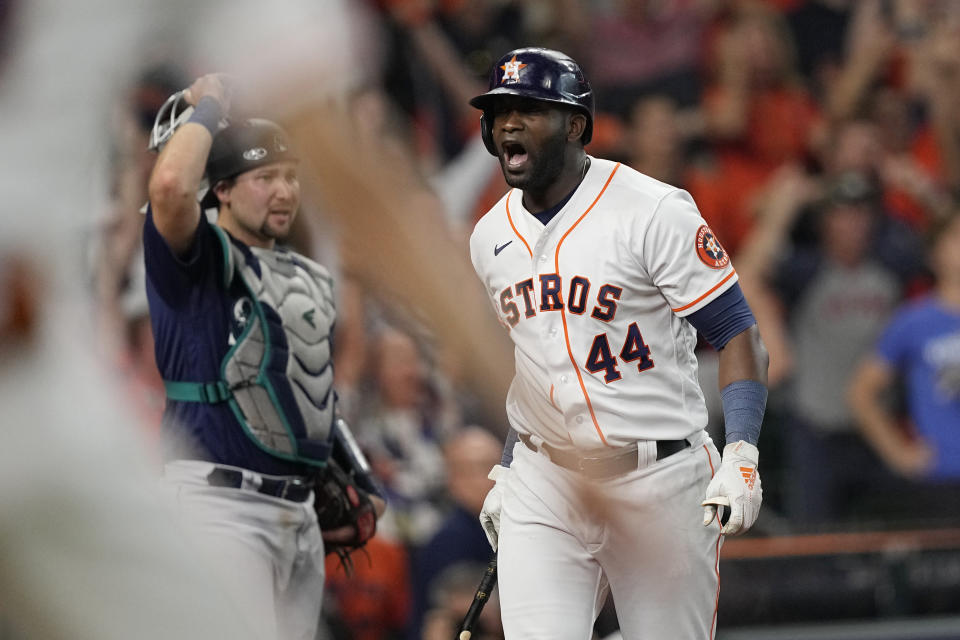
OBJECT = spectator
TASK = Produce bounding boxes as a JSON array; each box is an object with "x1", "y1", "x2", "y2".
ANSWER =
[
  {"x1": 867, "y1": 86, "x2": 953, "y2": 229},
  {"x1": 570, "y1": 0, "x2": 720, "y2": 117},
  {"x1": 910, "y1": 8, "x2": 960, "y2": 210},
  {"x1": 356, "y1": 325, "x2": 460, "y2": 544},
  {"x1": 786, "y1": 0, "x2": 854, "y2": 97},
  {"x1": 378, "y1": 0, "x2": 528, "y2": 163},
  {"x1": 704, "y1": 3, "x2": 820, "y2": 165},
  {"x1": 700, "y1": 2, "x2": 823, "y2": 255},
  {"x1": 409, "y1": 426, "x2": 502, "y2": 639},
  {"x1": 749, "y1": 169, "x2": 905, "y2": 523},
  {"x1": 821, "y1": 0, "x2": 957, "y2": 230},
  {"x1": 808, "y1": 118, "x2": 927, "y2": 288},
  {"x1": 822, "y1": 0, "x2": 899, "y2": 123},
  {"x1": 624, "y1": 94, "x2": 690, "y2": 187},
  {"x1": 848, "y1": 210, "x2": 960, "y2": 520}
]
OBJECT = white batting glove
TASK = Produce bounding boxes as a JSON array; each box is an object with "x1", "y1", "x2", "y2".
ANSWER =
[
  {"x1": 702, "y1": 441, "x2": 762, "y2": 535},
  {"x1": 479, "y1": 464, "x2": 509, "y2": 552}
]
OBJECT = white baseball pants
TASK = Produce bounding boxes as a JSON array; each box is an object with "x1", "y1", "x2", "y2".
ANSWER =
[{"x1": 497, "y1": 431, "x2": 724, "y2": 639}]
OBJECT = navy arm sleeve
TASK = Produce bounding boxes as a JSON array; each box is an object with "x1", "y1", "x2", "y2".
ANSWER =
[{"x1": 686, "y1": 282, "x2": 756, "y2": 350}]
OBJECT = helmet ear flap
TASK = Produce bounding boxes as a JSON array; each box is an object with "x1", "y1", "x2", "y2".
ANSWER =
[{"x1": 480, "y1": 111, "x2": 497, "y2": 156}]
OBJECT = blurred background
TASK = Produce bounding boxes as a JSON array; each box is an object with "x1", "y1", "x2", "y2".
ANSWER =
[{"x1": 3, "y1": 0, "x2": 960, "y2": 639}]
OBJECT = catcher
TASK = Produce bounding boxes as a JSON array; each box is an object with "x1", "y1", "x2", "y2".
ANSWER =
[{"x1": 145, "y1": 72, "x2": 384, "y2": 640}]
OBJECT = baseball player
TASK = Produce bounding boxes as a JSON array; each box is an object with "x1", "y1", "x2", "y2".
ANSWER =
[
  {"x1": 145, "y1": 73, "x2": 384, "y2": 640},
  {"x1": 468, "y1": 48, "x2": 769, "y2": 639}
]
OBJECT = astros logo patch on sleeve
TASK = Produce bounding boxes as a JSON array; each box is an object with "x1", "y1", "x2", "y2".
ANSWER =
[{"x1": 695, "y1": 225, "x2": 729, "y2": 269}]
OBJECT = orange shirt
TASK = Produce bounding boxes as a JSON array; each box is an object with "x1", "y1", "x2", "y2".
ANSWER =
[{"x1": 324, "y1": 536, "x2": 411, "y2": 640}]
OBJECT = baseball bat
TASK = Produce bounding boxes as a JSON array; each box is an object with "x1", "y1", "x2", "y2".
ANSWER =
[{"x1": 457, "y1": 557, "x2": 498, "y2": 640}]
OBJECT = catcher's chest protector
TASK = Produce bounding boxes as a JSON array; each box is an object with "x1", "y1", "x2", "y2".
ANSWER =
[{"x1": 164, "y1": 226, "x2": 336, "y2": 466}]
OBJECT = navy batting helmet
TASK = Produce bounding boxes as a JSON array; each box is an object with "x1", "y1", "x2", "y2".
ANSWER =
[
  {"x1": 469, "y1": 47, "x2": 594, "y2": 156},
  {"x1": 200, "y1": 118, "x2": 297, "y2": 209}
]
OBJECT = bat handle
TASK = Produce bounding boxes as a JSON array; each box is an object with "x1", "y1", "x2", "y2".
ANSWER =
[{"x1": 456, "y1": 557, "x2": 498, "y2": 640}]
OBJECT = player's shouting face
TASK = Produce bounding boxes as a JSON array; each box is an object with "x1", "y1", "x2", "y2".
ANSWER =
[
  {"x1": 491, "y1": 96, "x2": 575, "y2": 194},
  {"x1": 215, "y1": 160, "x2": 300, "y2": 245}
]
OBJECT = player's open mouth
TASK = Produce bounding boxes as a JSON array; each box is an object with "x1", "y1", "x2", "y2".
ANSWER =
[{"x1": 502, "y1": 142, "x2": 528, "y2": 170}]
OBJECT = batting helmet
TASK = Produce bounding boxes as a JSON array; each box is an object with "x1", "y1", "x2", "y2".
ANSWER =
[
  {"x1": 200, "y1": 119, "x2": 297, "y2": 209},
  {"x1": 469, "y1": 47, "x2": 594, "y2": 156}
]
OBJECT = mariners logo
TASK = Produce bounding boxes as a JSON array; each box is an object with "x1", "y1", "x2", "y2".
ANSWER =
[
  {"x1": 695, "y1": 225, "x2": 729, "y2": 269},
  {"x1": 500, "y1": 55, "x2": 527, "y2": 83}
]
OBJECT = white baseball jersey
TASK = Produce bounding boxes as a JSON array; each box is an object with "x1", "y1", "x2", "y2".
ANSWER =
[{"x1": 470, "y1": 157, "x2": 737, "y2": 450}]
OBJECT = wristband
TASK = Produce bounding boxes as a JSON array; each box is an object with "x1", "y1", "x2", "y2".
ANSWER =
[
  {"x1": 720, "y1": 379, "x2": 766, "y2": 446},
  {"x1": 187, "y1": 96, "x2": 222, "y2": 136}
]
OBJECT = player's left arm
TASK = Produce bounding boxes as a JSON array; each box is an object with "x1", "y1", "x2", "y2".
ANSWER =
[
  {"x1": 687, "y1": 284, "x2": 769, "y2": 535},
  {"x1": 636, "y1": 190, "x2": 767, "y2": 533}
]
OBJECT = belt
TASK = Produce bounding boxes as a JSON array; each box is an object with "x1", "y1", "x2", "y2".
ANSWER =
[
  {"x1": 519, "y1": 433, "x2": 689, "y2": 480},
  {"x1": 206, "y1": 467, "x2": 313, "y2": 503}
]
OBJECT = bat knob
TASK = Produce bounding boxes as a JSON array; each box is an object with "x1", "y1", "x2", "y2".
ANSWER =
[{"x1": 459, "y1": 631, "x2": 472, "y2": 640}]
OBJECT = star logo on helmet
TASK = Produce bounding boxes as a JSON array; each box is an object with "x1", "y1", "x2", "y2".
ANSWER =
[{"x1": 500, "y1": 55, "x2": 527, "y2": 83}]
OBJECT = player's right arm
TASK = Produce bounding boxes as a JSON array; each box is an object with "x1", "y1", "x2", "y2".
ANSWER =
[{"x1": 147, "y1": 74, "x2": 230, "y2": 255}]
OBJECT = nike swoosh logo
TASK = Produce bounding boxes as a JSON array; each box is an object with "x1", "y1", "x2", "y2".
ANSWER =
[{"x1": 494, "y1": 241, "x2": 513, "y2": 256}]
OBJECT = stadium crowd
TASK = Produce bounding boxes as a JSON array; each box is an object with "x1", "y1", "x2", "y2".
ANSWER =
[{"x1": 89, "y1": 1, "x2": 960, "y2": 638}]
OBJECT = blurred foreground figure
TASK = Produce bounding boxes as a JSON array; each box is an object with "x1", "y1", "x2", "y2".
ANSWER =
[
  {"x1": 0, "y1": 1, "x2": 357, "y2": 639},
  {"x1": 0, "y1": 1, "x2": 255, "y2": 636}
]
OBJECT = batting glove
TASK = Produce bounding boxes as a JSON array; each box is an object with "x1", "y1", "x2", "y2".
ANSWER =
[
  {"x1": 479, "y1": 464, "x2": 509, "y2": 552},
  {"x1": 702, "y1": 441, "x2": 762, "y2": 535}
]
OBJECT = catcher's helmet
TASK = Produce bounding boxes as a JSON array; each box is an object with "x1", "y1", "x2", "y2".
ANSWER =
[
  {"x1": 469, "y1": 47, "x2": 594, "y2": 156},
  {"x1": 200, "y1": 119, "x2": 298, "y2": 209}
]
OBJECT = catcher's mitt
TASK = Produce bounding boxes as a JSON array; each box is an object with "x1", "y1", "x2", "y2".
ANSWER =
[{"x1": 313, "y1": 458, "x2": 377, "y2": 574}]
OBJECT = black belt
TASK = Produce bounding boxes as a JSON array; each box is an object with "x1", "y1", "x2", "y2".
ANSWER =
[
  {"x1": 519, "y1": 433, "x2": 690, "y2": 480},
  {"x1": 206, "y1": 467, "x2": 313, "y2": 503}
]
